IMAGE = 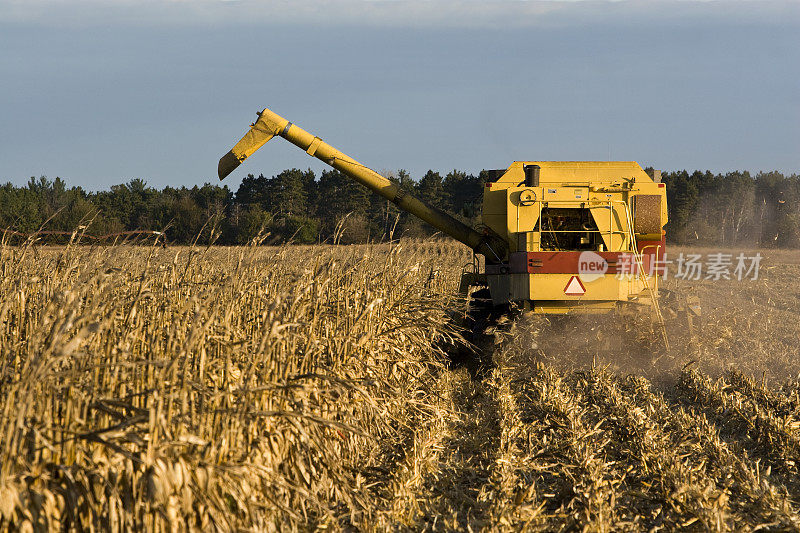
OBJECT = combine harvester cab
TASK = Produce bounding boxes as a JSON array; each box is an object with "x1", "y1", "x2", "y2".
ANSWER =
[{"x1": 219, "y1": 108, "x2": 673, "y2": 347}]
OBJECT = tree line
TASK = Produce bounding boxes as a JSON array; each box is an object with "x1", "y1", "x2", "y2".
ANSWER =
[{"x1": 1, "y1": 168, "x2": 798, "y2": 247}]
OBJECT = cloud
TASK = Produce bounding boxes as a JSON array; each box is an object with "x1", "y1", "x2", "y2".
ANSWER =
[{"x1": 1, "y1": 0, "x2": 797, "y2": 29}]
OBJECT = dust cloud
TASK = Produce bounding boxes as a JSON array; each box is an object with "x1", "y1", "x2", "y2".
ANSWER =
[{"x1": 499, "y1": 309, "x2": 705, "y2": 387}]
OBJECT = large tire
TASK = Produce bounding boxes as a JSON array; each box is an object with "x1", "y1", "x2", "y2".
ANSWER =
[
  {"x1": 465, "y1": 287, "x2": 494, "y2": 334},
  {"x1": 463, "y1": 287, "x2": 509, "y2": 372}
]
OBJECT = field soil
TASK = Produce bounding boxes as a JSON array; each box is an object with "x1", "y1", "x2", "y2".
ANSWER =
[{"x1": 0, "y1": 241, "x2": 798, "y2": 531}]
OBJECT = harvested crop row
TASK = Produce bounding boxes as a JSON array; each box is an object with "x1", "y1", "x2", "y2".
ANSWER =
[
  {"x1": 677, "y1": 369, "x2": 800, "y2": 495},
  {"x1": 489, "y1": 315, "x2": 800, "y2": 531},
  {"x1": 727, "y1": 371, "x2": 799, "y2": 419},
  {"x1": 614, "y1": 376, "x2": 799, "y2": 530},
  {"x1": 491, "y1": 350, "x2": 621, "y2": 532},
  {"x1": 576, "y1": 371, "x2": 728, "y2": 530}
]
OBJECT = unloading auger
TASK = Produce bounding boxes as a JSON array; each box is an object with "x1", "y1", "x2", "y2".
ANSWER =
[{"x1": 219, "y1": 108, "x2": 507, "y2": 262}]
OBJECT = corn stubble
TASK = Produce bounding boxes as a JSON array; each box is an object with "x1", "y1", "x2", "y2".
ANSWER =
[{"x1": 1, "y1": 240, "x2": 798, "y2": 531}]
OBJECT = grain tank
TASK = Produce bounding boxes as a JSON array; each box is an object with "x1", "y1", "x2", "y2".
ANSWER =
[{"x1": 219, "y1": 108, "x2": 667, "y2": 316}]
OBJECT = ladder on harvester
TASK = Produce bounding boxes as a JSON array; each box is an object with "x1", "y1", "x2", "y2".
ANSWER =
[{"x1": 622, "y1": 205, "x2": 669, "y2": 351}]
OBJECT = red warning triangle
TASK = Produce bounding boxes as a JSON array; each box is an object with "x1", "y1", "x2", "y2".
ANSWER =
[{"x1": 564, "y1": 276, "x2": 586, "y2": 296}]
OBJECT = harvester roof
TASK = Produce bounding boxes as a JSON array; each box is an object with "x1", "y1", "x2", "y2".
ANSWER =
[{"x1": 490, "y1": 161, "x2": 654, "y2": 188}]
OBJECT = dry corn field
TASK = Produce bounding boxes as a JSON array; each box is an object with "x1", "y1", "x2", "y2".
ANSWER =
[{"x1": 1, "y1": 240, "x2": 799, "y2": 531}]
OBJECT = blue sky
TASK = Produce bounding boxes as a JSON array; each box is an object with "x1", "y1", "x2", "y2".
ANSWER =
[{"x1": 1, "y1": 1, "x2": 798, "y2": 191}]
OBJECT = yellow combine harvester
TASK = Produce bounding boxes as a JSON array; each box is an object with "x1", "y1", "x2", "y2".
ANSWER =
[{"x1": 219, "y1": 108, "x2": 669, "y2": 334}]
